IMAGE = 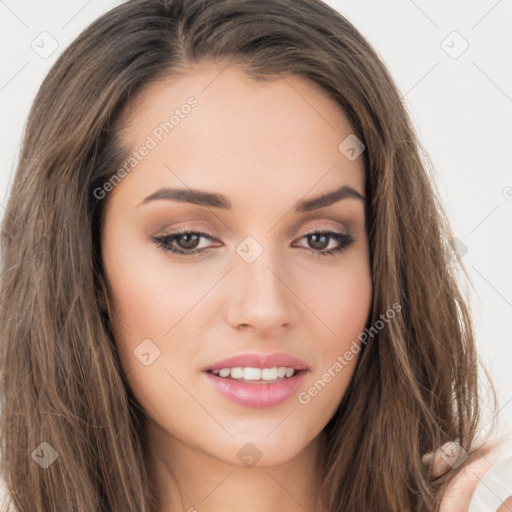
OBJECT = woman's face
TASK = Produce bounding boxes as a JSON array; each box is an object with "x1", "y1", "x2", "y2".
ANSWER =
[{"x1": 101, "y1": 63, "x2": 372, "y2": 467}]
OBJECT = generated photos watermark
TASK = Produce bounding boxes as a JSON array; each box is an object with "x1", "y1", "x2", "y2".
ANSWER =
[
  {"x1": 297, "y1": 302, "x2": 402, "y2": 405},
  {"x1": 93, "y1": 96, "x2": 198, "y2": 200}
]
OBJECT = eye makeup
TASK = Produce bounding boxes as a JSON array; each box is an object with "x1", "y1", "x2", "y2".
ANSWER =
[{"x1": 151, "y1": 226, "x2": 355, "y2": 259}]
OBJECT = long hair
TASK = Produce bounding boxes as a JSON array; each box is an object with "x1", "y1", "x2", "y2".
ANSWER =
[{"x1": 0, "y1": 0, "x2": 497, "y2": 510}]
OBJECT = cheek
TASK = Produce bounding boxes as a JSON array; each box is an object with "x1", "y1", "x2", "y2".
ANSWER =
[
  {"x1": 102, "y1": 250, "x2": 196, "y2": 437},
  {"x1": 301, "y1": 248, "x2": 373, "y2": 345},
  {"x1": 296, "y1": 256, "x2": 372, "y2": 416},
  {"x1": 101, "y1": 218, "x2": 196, "y2": 341}
]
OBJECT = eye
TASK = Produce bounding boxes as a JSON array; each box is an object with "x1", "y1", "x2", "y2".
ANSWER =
[
  {"x1": 151, "y1": 228, "x2": 355, "y2": 258},
  {"x1": 151, "y1": 229, "x2": 218, "y2": 257},
  {"x1": 293, "y1": 230, "x2": 355, "y2": 257}
]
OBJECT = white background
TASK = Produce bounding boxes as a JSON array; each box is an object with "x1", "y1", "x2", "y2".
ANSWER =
[{"x1": 1, "y1": 0, "x2": 511, "y2": 501}]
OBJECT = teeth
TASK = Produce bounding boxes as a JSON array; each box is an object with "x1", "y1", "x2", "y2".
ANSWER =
[
  {"x1": 261, "y1": 368, "x2": 277, "y2": 380},
  {"x1": 230, "y1": 367, "x2": 244, "y2": 379},
  {"x1": 244, "y1": 367, "x2": 261, "y2": 380},
  {"x1": 212, "y1": 366, "x2": 297, "y2": 381}
]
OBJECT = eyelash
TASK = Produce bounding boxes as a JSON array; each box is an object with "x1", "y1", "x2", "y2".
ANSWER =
[{"x1": 151, "y1": 228, "x2": 355, "y2": 258}]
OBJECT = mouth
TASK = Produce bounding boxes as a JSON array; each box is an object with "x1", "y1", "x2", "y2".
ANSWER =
[
  {"x1": 203, "y1": 366, "x2": 309, "y2": 408},
  {"x1": 202, "y1": 352, "x2": 310, "y2": 407}
]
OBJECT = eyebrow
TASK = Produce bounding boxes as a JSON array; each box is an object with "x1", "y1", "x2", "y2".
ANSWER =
[{"x1": 138, "y1": 184, "x2": 365, "y2": 212}]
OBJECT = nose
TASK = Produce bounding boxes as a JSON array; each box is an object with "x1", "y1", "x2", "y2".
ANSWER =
[{"x1": 225, "y1": 245, "x2": 298, "y2": 335}]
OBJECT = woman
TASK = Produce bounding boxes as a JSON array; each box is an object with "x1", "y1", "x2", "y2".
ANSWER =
[{"x1": 0, "y1": 0, "x2": 510, "y2": 511}]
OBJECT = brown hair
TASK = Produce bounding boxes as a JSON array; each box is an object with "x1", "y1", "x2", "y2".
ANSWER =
[{"x1": 0, "y1": 0, "x2": 498, "y2": 510}]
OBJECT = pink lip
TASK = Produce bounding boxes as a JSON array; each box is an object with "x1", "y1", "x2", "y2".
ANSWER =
[
  {"x1": 202, "y1": 352, "x2": 310, "y2": 408},
  {"x1": 203, "y1": 352, "x2": 310, "y2": 372},
  {"x1": 203, "y1": 370, "x2": 308, "y2": 408}
]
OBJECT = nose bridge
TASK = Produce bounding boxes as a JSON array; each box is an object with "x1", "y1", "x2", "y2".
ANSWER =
[{"x1": 227, "y1": 234, "x2": 296, "y2": 330}]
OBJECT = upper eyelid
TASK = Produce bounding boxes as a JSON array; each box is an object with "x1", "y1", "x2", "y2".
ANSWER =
[{"x1": 156, "y1": 226, "x2": 348, "y2": 240}]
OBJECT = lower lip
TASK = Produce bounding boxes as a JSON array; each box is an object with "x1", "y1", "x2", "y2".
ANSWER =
[{"x1": 203, "y1": 370, "x2": 308, "y2": 408}]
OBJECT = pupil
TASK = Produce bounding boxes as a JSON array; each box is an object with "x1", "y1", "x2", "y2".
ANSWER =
[
  {"x1": 309, "y1": 233, "x2": 328, "y2": 250},
  {"x1": 179, "y1": 233, "x2": 199, "y2": 249}
]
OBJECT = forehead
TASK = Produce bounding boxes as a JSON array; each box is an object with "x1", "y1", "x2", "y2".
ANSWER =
[{"x1": 109, "y1": 63, "x2": 365, "y2": 210}]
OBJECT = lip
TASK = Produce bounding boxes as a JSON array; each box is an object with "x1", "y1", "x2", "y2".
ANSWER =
[
  {"x1": 204, "y1": 369, "x2": 308, "y2": 408},
  {"x1": 203, "y1": 352, "x2": 310, "y2": 372},
  {"x1": 202, "y1": 352, "x2": 310, "y2": 408}
]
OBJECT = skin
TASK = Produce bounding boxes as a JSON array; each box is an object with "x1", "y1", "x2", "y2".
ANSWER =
[
  {"x1": 432, "y1": 441, "x2": 512, "y2": 512},
  {"x1": 101, "y1": 63, "x2": 372, "y2": 512},
  {"x1": 99, "y1": 62, "x2": 507, "y2": 511},
  {"x1": 498, "y1": 496, "x2": 512, "y2": 512}
]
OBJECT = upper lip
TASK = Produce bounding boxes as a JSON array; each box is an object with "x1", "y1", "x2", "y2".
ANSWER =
[{"x1": 203, "y1": 352, "x2": 310, "y2": 372}]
